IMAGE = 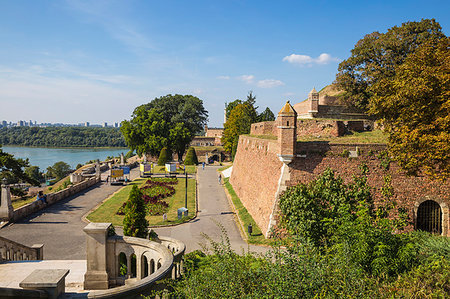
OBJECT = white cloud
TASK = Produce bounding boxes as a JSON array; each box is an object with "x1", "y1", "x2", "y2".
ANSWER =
[
  {"x1": 237, "y1": 75, "x2": 255, "y2": 84},
  {"x1": 257, "y1": 79, "x2": 285, "y2": 88},
  {"x1": 217, "y1": 75, "x2": 230, "y2": 80},
  {"x1": 282, "y1": 53, "x2": 340, "y2": 66}
]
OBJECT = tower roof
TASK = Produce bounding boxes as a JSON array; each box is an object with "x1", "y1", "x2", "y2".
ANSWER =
[
  {"x1": 309, "y1": 87, "x2": 318, "y2": 94},
  {"x1": 278, "y1": 101, "x2": 296, "y2": 116}
]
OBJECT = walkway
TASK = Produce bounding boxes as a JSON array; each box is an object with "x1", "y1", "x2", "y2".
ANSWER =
[
  {"x1": 153, "y1": 165, "x2": 267, "y2": 254},
  {"x1": 0, "y1": 166, "x2": 267, "y2": 261},
  {"x1": 0, "y1": 168, "x2": 140, "y2": 260}
]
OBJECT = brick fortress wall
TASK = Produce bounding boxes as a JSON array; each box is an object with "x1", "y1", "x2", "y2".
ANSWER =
[{"x1": 229, "y1": 136, "x2": 283, "y2": 235}]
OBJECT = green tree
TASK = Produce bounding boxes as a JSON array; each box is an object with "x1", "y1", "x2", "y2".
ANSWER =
[
  {"x1": 222, "y1": 103, "x2": 257, "y2": 158},
  {"x1": 121, "y1": 107, "x2": 169, "y2": 157},
  {"x1": 24, "y1": 166, "x2": 43, "y2": 183},
  {"x1": 123, "y1": 185, "x2": 149, "y2": 238},
  {"x1": 121, "y1": 94, "x2": 207, "y2": 158},
  {"x1": 170, "y1": 123, "x2": 192, "y2": 161},
  {"x1": 257, "y1": 107, "x2": 275, "y2": 122},
  {"x1": 46, "y1": 161, "x2": 71, "y2": 180},
  {"x1": 369, "y1": 38, "x2": 450, "y2": 180},
  {"x1": 335, "y1": 19, "x2": 445, "y2": 111},
  {"x1": 184, "y1": 147, "x2": 198, "y2": 165},
  {"x1": 157, "y1": 147, "x2": 170, "y2": 166},
  {"x1": 0, "y1": 146, "x2": 39, "y2": 187}
]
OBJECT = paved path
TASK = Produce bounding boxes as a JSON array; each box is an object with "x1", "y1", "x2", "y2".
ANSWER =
[
  {"x1": 0, "y1": 166, "x2": 268, "y2": 260},
  {"x1": 0, "y1": 168, "x2": 140, "y2": 260},
  {"x1": 152, "y1": 166, "x2": 267, "y2": 254}
]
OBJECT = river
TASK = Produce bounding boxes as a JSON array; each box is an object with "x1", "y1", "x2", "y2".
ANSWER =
[{"x1": 2, "y1": 146, "x2": 129, "y2": 170}]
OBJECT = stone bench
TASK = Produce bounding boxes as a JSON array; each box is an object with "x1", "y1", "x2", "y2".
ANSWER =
[{"x1": 19, "y1": 269, "x2": 69, "y2": 299}]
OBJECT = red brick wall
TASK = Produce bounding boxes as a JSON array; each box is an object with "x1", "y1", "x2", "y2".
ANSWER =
[
  {"x1": 290, "y1": 143, "x2": 449, "y2": 235},
  {"x1": 230, "y1": 136, "x2": 283, "y2": 235},
  {"x1": 297, "y1": 119, "x2": 345, "y2": 137},
  {"x1": 250, "y1": 121, "x2": 278, "y2": 136}
]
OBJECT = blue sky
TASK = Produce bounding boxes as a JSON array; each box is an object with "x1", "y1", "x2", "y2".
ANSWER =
[{"x1": 0, "y1": 0, "x2": 448, "y2": 127}]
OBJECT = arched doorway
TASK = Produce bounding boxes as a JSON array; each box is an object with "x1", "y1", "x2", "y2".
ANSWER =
[{"x1": 417, "y1": 200, "x2": 442, "y2": 234}]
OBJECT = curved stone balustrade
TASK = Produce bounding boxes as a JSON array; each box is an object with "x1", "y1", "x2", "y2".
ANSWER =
[
  {"x1": 84, "y1": 223, "x2": 185, "y2": 298},
  {"x1": 0, "y1": 235, "x2": 43, "y2": 262}
]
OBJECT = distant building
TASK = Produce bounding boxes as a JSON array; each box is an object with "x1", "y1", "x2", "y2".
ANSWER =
[
  {"x1": 1, "y1": 121, "x2": 7, "y2": 127},
  {"x1": 103, "y1": 122, "x2": 107, "y2": 128},
  {"x1": 114, "y1": 122, "x2": 118, "y2": 128},
  {"x1": 17, "y1": 120, "x2": 24, "y2": 127},
  {"x1": 190, "y1": 125, "x2": 224, "y2": 147},
  {"x1": 85, "y1": 122, "x2": 90, "y2": 127}
]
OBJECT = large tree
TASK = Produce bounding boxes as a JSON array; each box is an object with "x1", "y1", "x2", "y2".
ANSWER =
[
  {"x1": 46, "y1": 161, "x2": 71, "y2": 181},
  {"x1": 369, "y1": 38, "x2": 450, "y2": 180},
  {"x1": 222, "y1": 103, "x2": 257, "y2": 158},
  {"x1": 0, "y1": 146, "x2": 40, "y2": 194},
  {"x1": 121, "y1": 94, "x2": 208, "y2": 160},
  {"x1": 335, "y1": 19, "x2": 445, "y2": 111}
]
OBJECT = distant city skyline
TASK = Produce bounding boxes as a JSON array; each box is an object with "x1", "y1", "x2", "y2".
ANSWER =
[{"x1": 0, "y1": 1, "x2": 448, "y2": 127}]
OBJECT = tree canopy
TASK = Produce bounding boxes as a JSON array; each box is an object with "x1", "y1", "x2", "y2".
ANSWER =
[
  {"x1": 46, "y1": 161, "x2": 71, "y2": 180},
  {"x1": 0, "y1": 145, "x2": 39, "y2": 187},
  {"x1": 335, "y1": 19, "x2": 445, "y2": 111},
  {"x1": 369, "y1": 37, "x2": 450, "y2": 180},
  {"x1": 222, "y1": 103, "x2": 257, "y2": 158},
  {"x1": 121, "y1": 94, "x2": 208, "y2": 160}
]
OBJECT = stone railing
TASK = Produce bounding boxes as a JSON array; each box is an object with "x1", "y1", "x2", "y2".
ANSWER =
[
  {"x1": 0, "y1": 235, "x2": 43, "y2": 262},
  {"x1": 84, "y1": 223, "x2": 185, "y2": 298}
]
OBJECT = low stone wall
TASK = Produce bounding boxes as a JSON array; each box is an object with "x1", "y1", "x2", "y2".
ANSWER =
[
  {"x1": 229, "y1": 136, "x2": 283, "y2": 236},
  {"x1": 250, "y1": 121, "x2": 277, "y2": 136},
  {"x1": 12, "y1": 177, "x2": 100, "y2": 222}
]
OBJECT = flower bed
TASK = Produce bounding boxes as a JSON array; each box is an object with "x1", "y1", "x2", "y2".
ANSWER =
[{"x1": 117, "y1": 178, "x2": 178, "y2": 215}]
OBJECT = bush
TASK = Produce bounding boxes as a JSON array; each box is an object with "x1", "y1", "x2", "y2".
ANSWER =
[
  {"x1": 123, "y1": 185, "x2": 149, "y2": 238},
  {"x1": 157, "y1": 147, "x2": 170, "y2": 166},
  {"x1": 184, "y1": 147, "x2": 198, "y2": 165}
]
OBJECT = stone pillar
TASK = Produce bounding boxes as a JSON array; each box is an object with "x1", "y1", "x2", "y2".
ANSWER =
[
  {"x1": 120, "y1": 153, "x2": 124, "y2": 165},
  {"x1": 0, "y1": 182, "x2": 13, "y2": 222},
  {"x1": 308, "y1": 87, "x2": 319, "y2": 117},
  {"x1": 95, "y1": 162, "x2": 101, "y2": 180},
  {"x1": 277, "y1": 101, "x2": 297, "y2": 164},
  {"x1": 83, "y1": 223, "x2": 111, "y2": 290}
]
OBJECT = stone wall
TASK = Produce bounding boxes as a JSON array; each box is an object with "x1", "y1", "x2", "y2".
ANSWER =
[
  {"x1": 290, "y1": 142, "x2": 449, "y2": 235},
  {"x1": 229, "y1": 136, "x2": 283, "y2": 236},
  {"x1": 250, "y1": 121, "x2": 277, "y2": 136}
]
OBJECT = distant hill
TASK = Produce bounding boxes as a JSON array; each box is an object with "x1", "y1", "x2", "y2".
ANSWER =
[{"x1": 0, "y1": 127, "x2": 126, "y2": 148}]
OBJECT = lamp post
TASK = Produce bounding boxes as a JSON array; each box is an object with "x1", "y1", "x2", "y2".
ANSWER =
[{"x1": 185, "y1": 170, "x2": 188, "y2": 208}]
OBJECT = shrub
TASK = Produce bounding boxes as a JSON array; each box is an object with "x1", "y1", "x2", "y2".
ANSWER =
[
  {"x1": 157, "y1": 147, "x2": 170, "y2": 166},
  {"x1": 123, "y1": 185, "x2": 148, "y2": 238},
  {"x1": 184, "y1": 147, "x2": 198, "y2": 165}
]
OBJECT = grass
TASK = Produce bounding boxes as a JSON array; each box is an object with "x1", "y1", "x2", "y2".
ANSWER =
[
  {"x1": 152, "y1": 165, "x2": 197, "y2": 174},
  {"x1": 223, "y1": 177, "x2": 272, "y2": 245},
  {"x1": 218, "y1": 164, "x2": 232, "y2": 172},
  {"x1": 87, "y1": 176, "x2": 196, "y2": 227},
  {"x1": 247, "y1": 134, "x2": 278, "y2": 140},
  {"x1": 298, "y1": 129, "x2": 388, "y2": 144}
]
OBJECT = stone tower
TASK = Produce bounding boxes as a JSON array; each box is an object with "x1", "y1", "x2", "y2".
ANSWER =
[
  {"x1": 308, "y1": 87, "x2": 319, "y2": 117},
  {"x1": 277, "y1": 101, "x2": 297, "y2": 164}
]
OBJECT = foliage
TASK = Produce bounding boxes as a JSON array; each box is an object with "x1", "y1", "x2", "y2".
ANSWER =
[
  {"x1": 157, "y1": 147, "x2": 170, "y2": 166},
  {"x1": 370, "y1": 38, "x2": 450, "y2": 180},
  {"x1": 117, "y1": 178, "x2": 177, "y2": 216},
  {"x1": 124, "y1": 150, "x2": 135, "y2": 160},
  {"x1": 222, "y1": 103, "x2": 257, "y2": 158},
  {"x1": 169, "y1": 122, "x2": 192, "y2": 161},
  {"x1": 0, "y1": 127, "x2": 125, "y2": 147},
  {"x1": 184, "y1": 147, "x2": 198, "y2": 165},
  {"x1": 24, "y1": 166, "x2": 43, "y2": 183},
  {"x1": 148, "y1": 229, "x2": 158, "y2": 241},
  {"x1": 121, "y1": 107, "x2": 169, "y2": 157},
  {"x1": 46, "y1": 161, "x2": 71, "y2": 180},
  {"x1": 121, "y1": 94, "x2": 208, "y2": 158},
  {"x1": 257, "y1": 107, "x2": 275, "y2": 122},
  {"x1": 0, "y1": 145, "x2": 39, "y2": 187},
  {"x1": 123, "y1": 185, "x2": 149, "y2": 238},
  {"x1": 335, "y1": 19, "x2": 445, "y2": 111}
]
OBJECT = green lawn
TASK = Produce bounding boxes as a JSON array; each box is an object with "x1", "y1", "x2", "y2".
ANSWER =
[
  {"x1": 223, "y1": 177, "x2": 272, "y2": 245},
  {"x1": 152, "y1": 165, "x2": 197, "y2": 174},
  {"x1": 298, "y1": 129, "x2": 388, "y2": 144},
  {"x1": 87, "y1": 176, "x2": 196, "y2": 227}
]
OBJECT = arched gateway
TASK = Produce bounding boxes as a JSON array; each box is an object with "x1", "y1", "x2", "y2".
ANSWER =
[{"x1": 417, "y1": 200, "x2": 442, "y2": 234}]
